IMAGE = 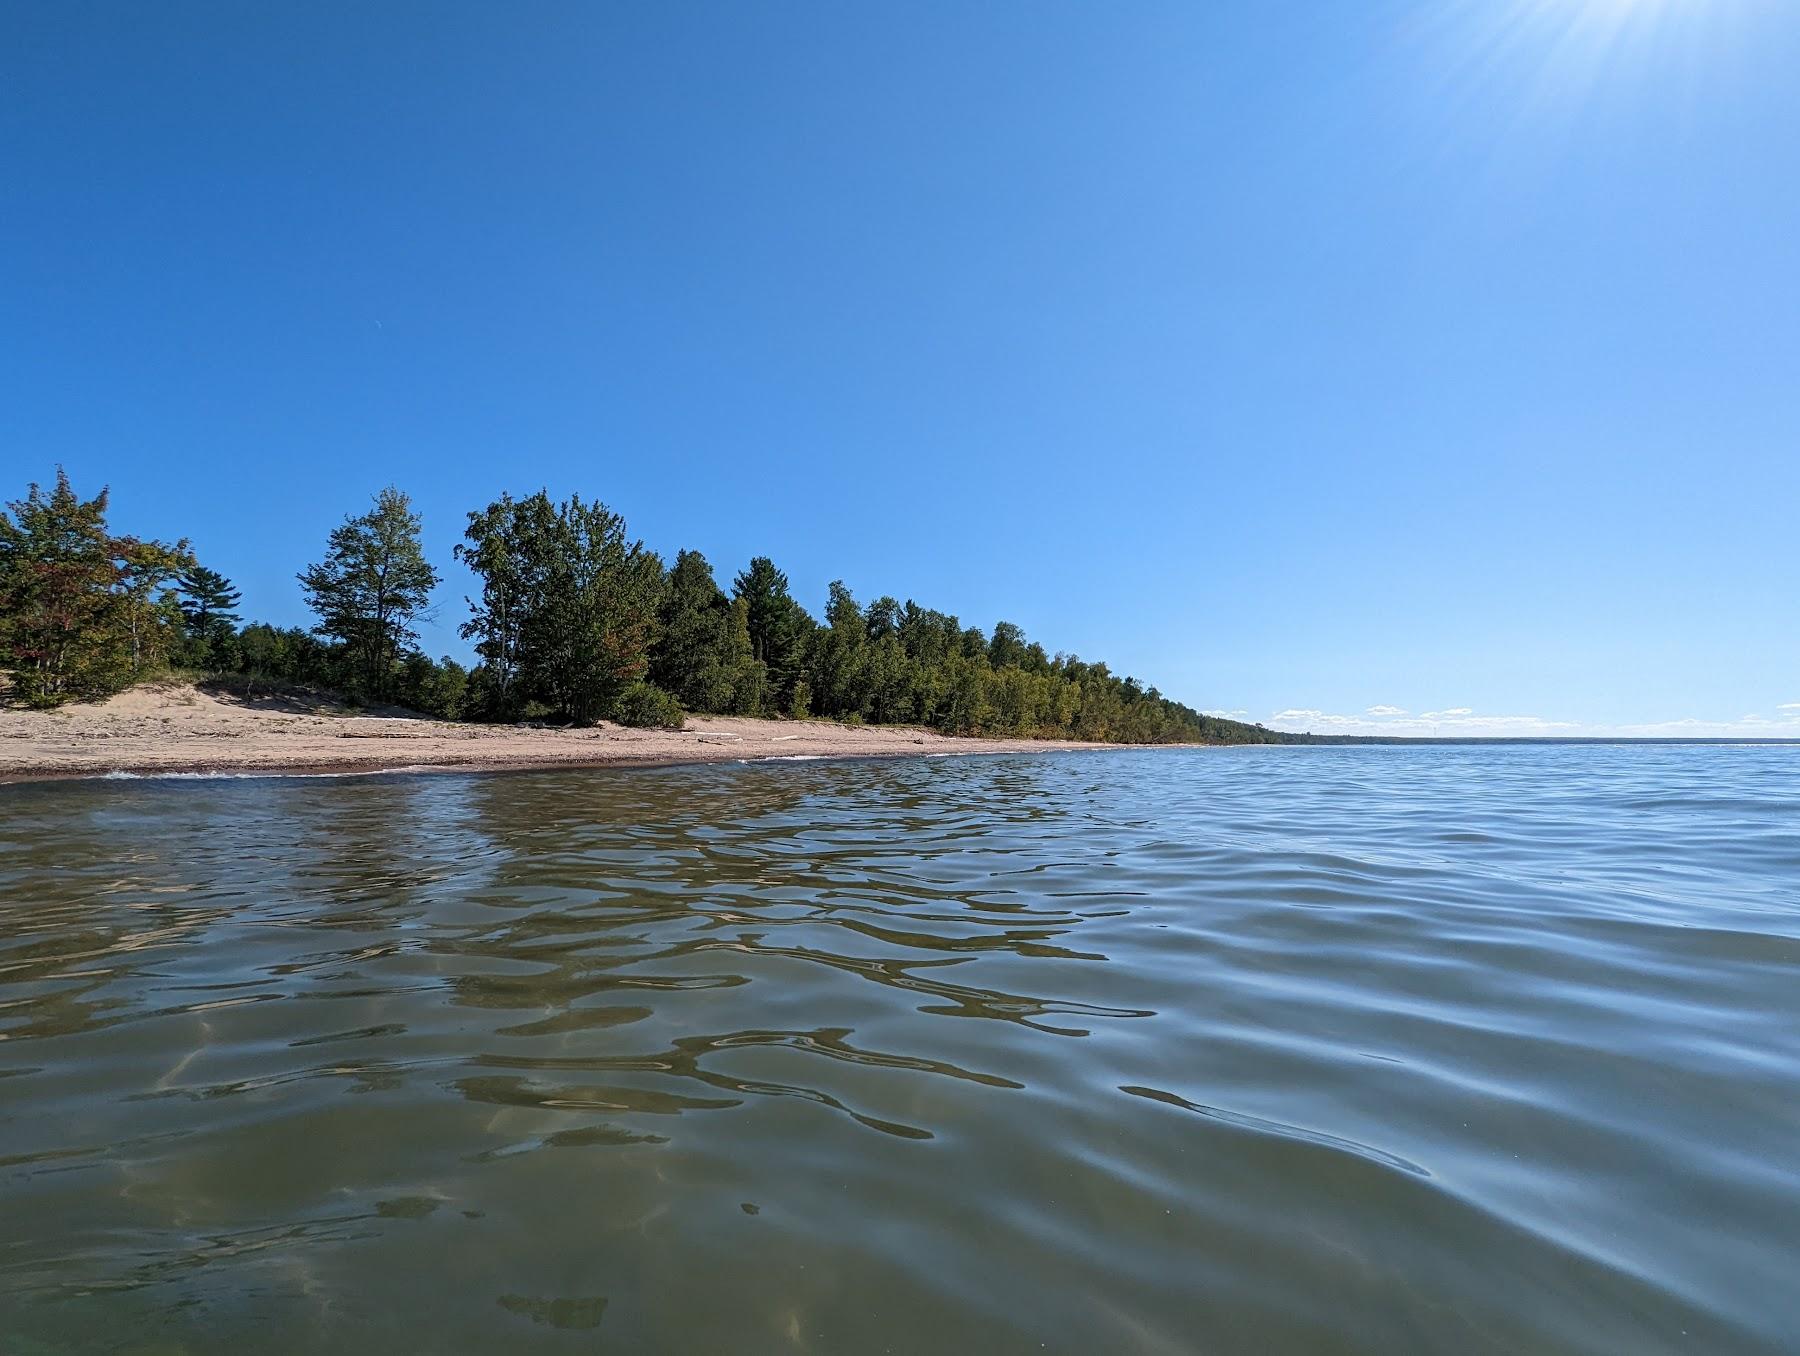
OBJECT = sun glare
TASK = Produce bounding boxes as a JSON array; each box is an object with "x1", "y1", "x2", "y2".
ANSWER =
[{"x1": 1409, "y1": 0, "x2": 1746, "y2": 126}]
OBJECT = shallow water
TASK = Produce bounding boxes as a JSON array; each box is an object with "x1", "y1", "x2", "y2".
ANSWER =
[{"x1": 2, "y1": 746, "x2": 1796, "y2": 1353}]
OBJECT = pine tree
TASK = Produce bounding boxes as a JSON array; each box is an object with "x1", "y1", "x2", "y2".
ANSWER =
[
  {"x1": 298, "y1": 487, "x2": 439, "y2": 701},
  {"x1": 732, "y1": 556, "x2": 812, "y2": 711},
  {"x1": 178, "y1": 565, "x2": 241, "y2": 639},
  {"x1": 177, "y1": 564, "x2": 242, "y2": 664},
  {"x1": 650, "y1": 550, "x2": 736, "y2": 711}
]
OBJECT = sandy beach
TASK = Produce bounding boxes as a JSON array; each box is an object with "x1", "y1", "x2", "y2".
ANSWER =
[{"x1": 0, "y1": 681, "x2": 1122, "y2": 782}]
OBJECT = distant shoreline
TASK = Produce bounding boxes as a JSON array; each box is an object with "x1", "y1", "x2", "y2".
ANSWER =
[{"x1": 1292, "y1": 736, "x2": 1800, "y2": 747}]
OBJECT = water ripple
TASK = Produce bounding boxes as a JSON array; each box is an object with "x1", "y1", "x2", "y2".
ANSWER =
[{"x1": 1, "y1": 744, "x2": 1797, "y2": 1352}]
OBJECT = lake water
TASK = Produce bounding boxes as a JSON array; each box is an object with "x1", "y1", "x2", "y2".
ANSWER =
[{"x1": 2, "y1": 746, "x2": 1796, "y2": 1353}]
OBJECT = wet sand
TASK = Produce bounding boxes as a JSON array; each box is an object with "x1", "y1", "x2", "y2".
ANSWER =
[{"x1": 0, "y1": 682, "x2": 1120, "y2": 782}]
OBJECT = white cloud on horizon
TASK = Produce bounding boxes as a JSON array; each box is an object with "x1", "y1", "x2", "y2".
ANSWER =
[
  {"x1": 1264, "y1": 706, "x2": 1800, "y2": 740},
  {"x1": 1205, "y1": 708, "x2": 1250, "y2": 719}
]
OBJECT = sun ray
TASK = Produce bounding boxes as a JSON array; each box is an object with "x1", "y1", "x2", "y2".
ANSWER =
[{"x1": 1407, "y1": 0, "x2": 1748, "y2": 119}]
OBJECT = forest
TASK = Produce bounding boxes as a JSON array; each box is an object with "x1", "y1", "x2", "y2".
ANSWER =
[{"x1": 0, "y1": 470, "x2": 1308, "y2": 745}]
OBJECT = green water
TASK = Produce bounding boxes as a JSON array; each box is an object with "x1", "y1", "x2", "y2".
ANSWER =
[{"x1": 2, "y1": 747, "x2": 1796, "y2": 1352}]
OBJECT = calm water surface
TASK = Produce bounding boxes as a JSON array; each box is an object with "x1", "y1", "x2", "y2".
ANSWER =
[{"x1": 2, "y1": 746, "x2": 1797, "y2": 1353}]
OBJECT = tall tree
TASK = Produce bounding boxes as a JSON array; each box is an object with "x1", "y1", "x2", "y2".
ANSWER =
[
  {"x1": 651, "y1": 550, "x2": 737, "y2": 712},
  {"x1": 863, "y1": 631, "x2": 913, "y2": 725},
  {"x1": 298, "y1": 487, "x2": 439, "y2": 701},
  {"x1": 176, "y1": 563, "x2": 241, "y2": 665},
  {"x1": 114, "y1": 536, "x2": 193, "y2": 675},
  {"x1": 458, "y1": 491, "x2": 666, "y2": 726},
  {"x1": 723, "y1": 596, "x2": 766, "y2": 716},
  {"x1": 0, "y1": 471, "x2": 124, "y2": 705},
  {"x1": 521, "y1": 494, "x2": 666, "y2": 725},
  {"x1": 988, "y1": 620, "x2": 1028, "y2": 670},
  {"x1": 178, "y1": 565, "x2": 241, "y2": 642},
  {"x1": 732, "y1": 556, "x2": 811, "y2": 711},
  {"x1": 810, "y1": 580, "x2": 869, "y2": 718},
  {"x1": 454, "y1": 493, "x2": 533, "y2": 718},
  {"x1": 0, "y1": 470, "x2": 187, "y2": 706}
]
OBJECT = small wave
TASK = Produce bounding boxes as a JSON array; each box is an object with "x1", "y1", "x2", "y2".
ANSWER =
[
  {"x1": 101, "y1": 770, "x2": 267, "y2": 781},
  {"x1": 1119, "y1": 1084, "x2": 1431, "y2": 1177},
  {"x1": 7, "y1": 742, "x2": 1796, "y2": 1350},
  {"x1": 97, "y1": 767, "x2": 406, "y2": 782}
]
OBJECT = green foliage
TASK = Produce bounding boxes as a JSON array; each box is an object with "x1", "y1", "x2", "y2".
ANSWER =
[
  {"x1": 650, "y1": 550, "x2": 741, "y2": 712},
  {"x1": 655, "y1": 571, "x2": 1303, "y2": 745},
  {"x1": 461, "y1": 662, "x2": 507, "y2": 721},
  {"x1": 2, "y1": 468, "x2": 1310, "y2": 746},
  {"x1": 723, "y1": 596, "x2": 767, "y2": 715},
  {"x1": 232, "y1": 623, "x2": 336, "y2": 689},
  {"x1": 114, "y1": 535, "x2": 193, "y2": 678},
  {"x1": 453, "y1": 494, "x2": 532, "y2": 718},
  {"x1": 177, "y1": 564, "x2": 242, "y2": 665},
  {"x1": 988, "y1": 620, "x2": 1028, "y2": 671},
  {"x1": 0, "y1": 470, "x2": 190, "y2": 707},
  {"x1": 733, "y1": 557, "x2": 812, "y2": 712},
  {"x1": 787, "y1": 676, "x2": 812, "y2": 719},
  {"x1": 807, "y1": 580, "x2": 868, "y2": 719},
  {"x1": 298, "y1": 487, "x2": 439, "y2": 701},
  {"x1": 397, "y1": 653, "x2": 468, "y2": 720},
  {"x1": 611, "y1": 680, "x2": 685, "y2": 729},
  {"x1": 457, "y1": 491, "x2": 665, "y2": 726}
]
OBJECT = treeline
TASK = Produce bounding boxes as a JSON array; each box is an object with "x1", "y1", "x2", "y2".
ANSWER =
[{"x1": 0, "y1": 470, "x2": 1304, "y2": 745}]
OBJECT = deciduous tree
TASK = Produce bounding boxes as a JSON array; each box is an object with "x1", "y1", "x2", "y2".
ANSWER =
[
  {"x1": 0, "y1": 470, "x2": 188, "y2": 706},
  {"x1": 458, "y1": 491, "x2": 666, "y2": 726}
]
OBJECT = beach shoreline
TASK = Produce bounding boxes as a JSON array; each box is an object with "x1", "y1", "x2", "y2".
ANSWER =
[{"x1": 0, "y1": 682, "x2": 1139, "y2": 784}]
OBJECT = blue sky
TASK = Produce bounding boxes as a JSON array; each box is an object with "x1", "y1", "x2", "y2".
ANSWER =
[{"x1": 5, "y1": 1, "x2": 1796, "y2": 736}]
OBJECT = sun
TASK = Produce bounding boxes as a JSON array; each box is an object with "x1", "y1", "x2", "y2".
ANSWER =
[{"x1": 1410, "y1": 0, "x2": 1739, "y2": 120}]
